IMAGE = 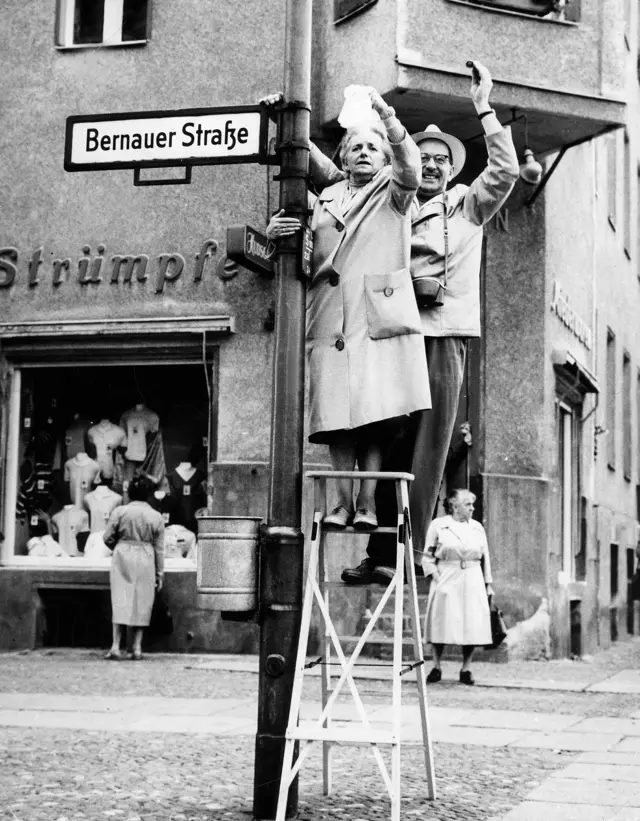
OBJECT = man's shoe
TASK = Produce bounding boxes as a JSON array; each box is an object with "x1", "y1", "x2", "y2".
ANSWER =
[
  {"x1": 426, "y1": 667, "x2": 442, "y2": 683},
  {"x1": 459, "y1": 670, "x2": 475, "y2": 686},
  {"x1": 324, "y1": 505, "x2": 354, "y2": 528},
  {"x1": 371, "y1": 565, "x2": 395, "y2": 585},
  {"x1": 341, "y1": 558, "x2": 375, "y2": 585},
  {"x1": 353, "y1": 508, "x2": 378, "y2": 530}
]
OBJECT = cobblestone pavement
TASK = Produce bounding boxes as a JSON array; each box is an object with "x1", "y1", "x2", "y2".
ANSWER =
[
  {"x1": 1, "y1": 641, "x2": 640, "y2": 820},
  {"x1": 0, "y1": 726, "x2": 569, "y2": 821},
  {"x1": 2, "y1": 645, "x2": 640, "y2": 718}
]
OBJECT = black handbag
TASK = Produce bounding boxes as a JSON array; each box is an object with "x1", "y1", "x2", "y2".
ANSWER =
[
  {"x1": 488, "y1": 602, "x2": 508, "y2": 649},
  {"x1": 150, "y1": 590, "x2": 174, "y2": 635}
]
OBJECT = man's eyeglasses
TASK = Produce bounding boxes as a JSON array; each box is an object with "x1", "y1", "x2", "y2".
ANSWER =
[{"x1": 420, "y1": 154, "x2": 450, "y2": 167}]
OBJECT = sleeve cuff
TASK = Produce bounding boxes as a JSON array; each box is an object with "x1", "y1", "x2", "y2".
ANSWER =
[
  {"x1": 481, "y1": 112, "x2": 503, "y2": 138},
  {"x1": 384, "y1": 116, "x2": 406, "y2": 145}
]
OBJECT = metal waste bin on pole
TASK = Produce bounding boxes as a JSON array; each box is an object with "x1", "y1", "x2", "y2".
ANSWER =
[{"x1": 196, "y1": 515, "x2": 263, "y2": 612}]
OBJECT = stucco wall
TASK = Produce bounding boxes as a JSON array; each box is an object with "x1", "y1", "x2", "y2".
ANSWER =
[{"x1": 402, "y1": 0, "x2": 625, "y2": 100}]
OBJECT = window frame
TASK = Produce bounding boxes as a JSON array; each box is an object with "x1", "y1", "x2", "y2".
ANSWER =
[
  {"x1": 55, "y1": 0, "x2": 151, "y2": 50},
  {"x1": 607, "y1": 133, "x2": 618, "y2": 232},
  {"x1": 444, "y1": 0, "x2": 580, "y2": 25},
  {"x1": 623, "y1": 351, "x2": 632, "y2": 481},
  {"x1": 606, "y1": 328, "x2": 616, "y2": 470}
]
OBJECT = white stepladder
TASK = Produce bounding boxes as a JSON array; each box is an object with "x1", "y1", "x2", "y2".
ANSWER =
[{"x1": 275, "y1": 470, "x2": 436, "y2": 821}]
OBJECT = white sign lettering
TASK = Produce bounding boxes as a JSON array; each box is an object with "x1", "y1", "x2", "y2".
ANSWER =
[{"x1": 550, "y1": 280, "x2": 592, "y2": 350}]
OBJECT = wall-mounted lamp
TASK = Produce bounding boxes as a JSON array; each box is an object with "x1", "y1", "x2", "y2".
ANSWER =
[{"x1": 519, "y1": 114, "x2": 543, "y2": 186}]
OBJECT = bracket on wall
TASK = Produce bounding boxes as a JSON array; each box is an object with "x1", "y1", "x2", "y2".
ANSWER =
[{"x1": 133, "y1": 166, "x2": 192, "y2": 187}]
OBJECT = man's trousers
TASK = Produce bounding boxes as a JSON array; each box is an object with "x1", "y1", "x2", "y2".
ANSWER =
[{"x1": 366, "y1": 336, "x2": 468, "y2": 567}]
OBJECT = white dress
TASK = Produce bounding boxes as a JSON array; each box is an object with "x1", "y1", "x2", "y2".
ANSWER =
[{"x1": 423, "y1": 515, "x2": 492, "y2": 646}]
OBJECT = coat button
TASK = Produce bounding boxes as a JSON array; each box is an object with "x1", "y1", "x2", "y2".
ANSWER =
[
  {"x1": 383, "y1": 286, "x2": 394, "y2": 297},
  {"x1": 335, "y1": 223, "x2": 345, "y2": 232},
  {"x1": 329, "y1": 274, "x2": 339, "y2": 287},
  {"x1": 335, "y1": 338, "x2": 345, "y2": 351}
]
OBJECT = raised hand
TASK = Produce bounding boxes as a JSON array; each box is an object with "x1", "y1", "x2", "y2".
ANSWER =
[{"x1": 468, "y1": 61, "x2": 493, "y2": 112}]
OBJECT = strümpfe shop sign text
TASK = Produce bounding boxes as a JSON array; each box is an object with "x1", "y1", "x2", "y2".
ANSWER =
[{"x1": 0, "y1": 240, "x2": 220, "y2": 294}]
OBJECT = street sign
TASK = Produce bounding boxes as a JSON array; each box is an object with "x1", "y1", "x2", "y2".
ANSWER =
[
  {"x1": 64, "y1": 105, "x2": 270, "y2": 172},
  {"x1": 226, "y1": 225, "x2": 275, "y2": 276}
]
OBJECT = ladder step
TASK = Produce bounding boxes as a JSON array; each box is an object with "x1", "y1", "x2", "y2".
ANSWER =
[
  {"x1": 338, "y1": 635, "x2": 418, "y2": 646},
  {"x1": 322, "y1": 525, "x2": 398, "y2": 534},
  {"x1": 288, "y1": 724, "x2": 399, "y2": 744}
]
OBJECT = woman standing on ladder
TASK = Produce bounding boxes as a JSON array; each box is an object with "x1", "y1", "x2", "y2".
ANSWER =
[{"x1": 267, "y1": 87, "x2": 430, "y2": 529}]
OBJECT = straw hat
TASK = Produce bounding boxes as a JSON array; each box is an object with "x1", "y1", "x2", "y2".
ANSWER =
[{"x1": 411, "y1": 124, "x2": 466, "y2": 179}]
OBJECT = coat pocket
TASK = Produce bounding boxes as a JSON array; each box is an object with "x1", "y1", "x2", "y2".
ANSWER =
[{"x1": 363, "y1": 269, "x2": 423, "y2": 340}]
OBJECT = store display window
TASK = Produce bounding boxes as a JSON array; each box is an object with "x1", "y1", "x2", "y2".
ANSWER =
[{"x1": 4, "y1": 363, "x2": 211, "y2": 567}]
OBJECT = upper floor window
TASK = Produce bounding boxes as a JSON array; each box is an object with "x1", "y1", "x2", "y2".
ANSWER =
[
  {"x1": 334, "y1": 0, "x2": 378, "y2": 24},
  {"x1": 452, "y1": 1, "x2": 580, "y2": 23},
  {"x1": 56, "y1": 0, "x2": 149, "y2": 48}
]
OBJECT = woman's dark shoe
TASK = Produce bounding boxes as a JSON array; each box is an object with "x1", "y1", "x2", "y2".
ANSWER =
[
  {"x1": 426, "y1": 667, "x2": 442, "y2": 683},
  {"x1": 131, "y1": 652, "x2": 143, "y2": 661},
  {"x1": 459, "y1": 670, "x2": 475, "y2": 685}
]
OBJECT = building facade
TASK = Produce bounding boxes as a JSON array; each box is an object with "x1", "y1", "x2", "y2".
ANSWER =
[{"x1": 0, "y1": 0, "x2": 638, "y2": 657}]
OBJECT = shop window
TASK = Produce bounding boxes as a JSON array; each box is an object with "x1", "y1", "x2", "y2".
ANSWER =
[
  {"x1": 623, "y1": 351, "x2": 632, "y2": 481},
  {"x1": 606, "y1": 329, "x2": 616, "y2": 469},
  {"x1": 3, "y1": 362, "x2": 213, "y2": 565},
  {"x1": 56, "y1": 0, "x2": 149, "y2": 48},
  {"x1": 447, "y1": 1, "x2": 580, "y2": 22},
  {"x1": 334, "y1": 0, "x2": 378, "y2": 23}
]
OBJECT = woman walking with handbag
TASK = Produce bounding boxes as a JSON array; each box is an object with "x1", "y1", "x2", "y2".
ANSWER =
[{"x1": 422, "y1": 488, "x2": 494, "y2": 684}]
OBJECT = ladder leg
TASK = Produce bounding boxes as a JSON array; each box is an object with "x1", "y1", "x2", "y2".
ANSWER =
[
  {"x1": 318, "y1": 495, "x2": 333, "y2": 795},
  {"x1": 276, "y1": 500, "x2": 324, "y2": 816},
  {"x1": 275, "y1": 737, "x2": 298, "y2": 821},
  {"x1": 399, "y1": 479, "x2": 437, "y2": 801},
  {"x1": 385, "y1": 482, "x2": 406, "y2": 821}
]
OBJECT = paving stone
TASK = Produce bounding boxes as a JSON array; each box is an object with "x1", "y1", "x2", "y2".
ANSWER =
[
  {"x1": 553, "y1": 762, "x2": 640, "y2": 783},
  {"x1": 576, "y1": 751, "x2": 640, "y2": 766},
  {"x1": 500, "y1": 802, "x2": 616, "y2": 821},
  {"x1": 429, "y1": 726, "x2": 527, "y2": 746},
  {"x1": 567, "y1": 717, "x2": 640, "y2": 735},
  {"x1": 526, "y1": 777, "x2": 640, "y2": 806},
  {"x1": 510, "y1": 731, "x2": 623, "y2": 752},
  {"x1": 447, "y1": 709, "x2": 582, "y2": 732},
  {"x1": 609, "y1": 810, "x2": 640, "y2": 820},
  {"x1": 612, "y1": 737, "x2": 640, "y2": 753},
  {"x1": 587, "y1": 670, "x2": 640, "y2": 694}
]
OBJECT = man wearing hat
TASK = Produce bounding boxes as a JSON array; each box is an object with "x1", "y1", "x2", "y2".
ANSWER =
[{"x1": 342, "y1": 60, "x2": 519, "y2": 584}]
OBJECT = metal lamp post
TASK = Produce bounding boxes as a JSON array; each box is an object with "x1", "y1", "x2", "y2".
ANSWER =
[{"x1": 252, "y1": 0, "x2": 312, "y2": 818}]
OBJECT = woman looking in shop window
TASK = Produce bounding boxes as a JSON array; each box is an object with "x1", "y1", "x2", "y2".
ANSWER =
[
  {"x1": 103, "y1": 475, "x2": 165, "y2": 661},
  {"x1": 265, "y1": 87, "x2": 430, "y2": 529}
]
